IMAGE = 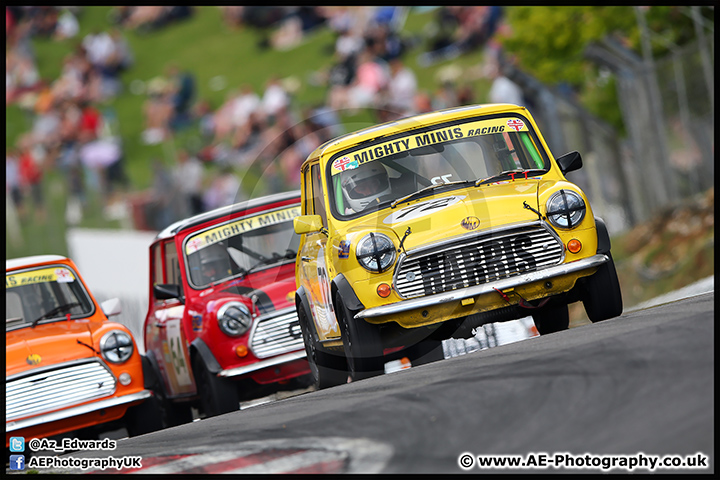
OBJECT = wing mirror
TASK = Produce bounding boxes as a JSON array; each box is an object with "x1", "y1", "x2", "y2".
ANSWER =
[
  {"x1": 294, "y1": 215, "x2": 325, "y2": 235},
  {"x1": 556, "y1": 151, "x2": 583, "y2": 175},
  {"x1": 101, "y1": 298, "x2": 122, "y2": 317},
  {"x1": 154, "y1": 283, "x2": 182, "y2": 301}
]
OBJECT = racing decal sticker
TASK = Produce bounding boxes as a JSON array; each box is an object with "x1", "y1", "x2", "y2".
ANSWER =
[
  {"x1": 461, "y1": 216, "x2": 480, "y2": 230},
  {"x1": 332, "y1": 156, "x2": 358, "y2": 172},
  {"x1": 308, "y1": 247, "x2": 340, "y2": 336},
  {"x1": 506, "y1": 118, "x2": 525, "y2": 131},
  {"x1": 383, "y1": 195, "x2": 466, "y2": 225},
  {"x1": 330, "y1": 117, "x2": 529, "y2": 175},
  {"x1": 6, "y1": 267, "x2": 76, "y2": 288},
  {"x1": 26, "y1": 354, "x2": 42, "y2": 366},
  {"x1": 338, "y1": 240, "x2": 351, "y2": 259},
  {"x1": 185, "y1": 206, "x2": 302, "y2": 255},
  {"x1": 54, "y1": 268, "x2": 74, "y2": 283},
  {"x1": 166, "y1": 319, "x2": 193, "y2": 387},
  {"x1": 191, "y1": 314, "x2": 202, "y2": 332}
]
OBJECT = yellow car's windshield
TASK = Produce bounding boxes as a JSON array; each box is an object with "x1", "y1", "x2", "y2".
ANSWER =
[{"x1": 327, "y1": 115, "x2": 548, "y2": 219}]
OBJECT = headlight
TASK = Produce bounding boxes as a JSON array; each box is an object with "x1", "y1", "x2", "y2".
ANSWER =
[
  {"x1": 217, "y1": 302, "x2": 252, "y2": 337},
  {"x1": 546, "y1": 190, "x2": 586, "y2": 229},
  {"x1": 356, "y1": 233, "x2": 396, "y2": 273},
  {"x1": 100, "y1": 330, "x2": 134, "y2": 364}
]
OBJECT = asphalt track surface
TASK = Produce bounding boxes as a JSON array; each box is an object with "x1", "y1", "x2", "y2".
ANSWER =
[{"x1": 38, "y1": 292, "x2": 713, "y2": 474}]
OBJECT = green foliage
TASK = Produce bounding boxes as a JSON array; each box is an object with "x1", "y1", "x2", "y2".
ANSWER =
[{"x1": 499, "y1": 6, "x2": 712, "y2": 130}]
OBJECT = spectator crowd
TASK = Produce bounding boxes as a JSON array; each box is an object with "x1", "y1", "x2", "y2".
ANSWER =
[{"x1": 7, "y1": 6, "x2": 518, "y2": 232}]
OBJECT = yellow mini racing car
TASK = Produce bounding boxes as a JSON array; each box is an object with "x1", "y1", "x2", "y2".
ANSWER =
[{"x1": 294, "y1": 103, "x2": 623, "y2": 386}]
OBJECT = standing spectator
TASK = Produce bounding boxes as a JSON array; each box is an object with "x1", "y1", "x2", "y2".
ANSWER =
[
  {"x1": 149, "y1": 158, "x2": 179, "y2": 230},
  {"x1": 18, "y1": 136, "x2": 45, "y2": 220},
  {"x1": 231, "y1": 84, "x2": 261, "y2": 132},
  {"x1": 487, "y1": 62, "x2": 523, "y2": 106},
  {"x1": 78, "y1": 100, "x2": 103, "y2": 141},
  {"x1": 173, "y1": 149, "x2": 205, "y2": 216},
  {"x1": 341, "y1": 48, "x2": 390, "y2": 111},
  {"x1": 6, "y1": 149, "x2": 23, "y2": 216},
  {"x1": 261, "y1": 76, "x2": 289, "y2": 121},
  {"x1": 383, "y1": 56, "x2": 417, "y2": 117},
  {"x1": 203, "y1": 165, "x2": 241, "y2": 210},
  {"x1": 141, "y1": 76, "x2": 174, "y2": 144},
  {"x1": 166, "y1": 63, "x2": 195, "y2": 130}
]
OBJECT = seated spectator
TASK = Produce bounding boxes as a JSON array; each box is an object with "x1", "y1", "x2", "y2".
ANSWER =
[
  {"x1": 123, "y1": 6, "x2": 168, "y2": 31},
  {"x1": 220, "y1": 6, "x2": 244, "y2": 29},
  {"x1": 53, "y1": 8, "x2": 79, "y2": 40}
]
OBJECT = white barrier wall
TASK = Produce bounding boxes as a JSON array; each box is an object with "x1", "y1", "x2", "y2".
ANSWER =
[{"x1": 67, "y1": 228, "x2": 158, "y2": 353}]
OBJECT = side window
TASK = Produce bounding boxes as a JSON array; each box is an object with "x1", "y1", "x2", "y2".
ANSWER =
[
  {"x1": 311, "y1": 163, "x2": 327, "y2": 226},
  {"x1": 302, "y1": 165, "x2": 313, "y2": 215},
  {"x1": 152, "y1": 243, "x2": 163, "y2": 285},
  {"x1": 164, "y1": 241, "x2": 182, "y2": 287}
]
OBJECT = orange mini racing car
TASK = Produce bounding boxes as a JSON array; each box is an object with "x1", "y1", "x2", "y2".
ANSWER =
[{"x1": 6, "y1": 255, "x2": 161, "y2": 448}]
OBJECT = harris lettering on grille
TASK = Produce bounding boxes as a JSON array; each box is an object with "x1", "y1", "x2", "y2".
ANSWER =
[
  {"x1": 394, "y1": 225, "x2": 564, "y2": 298},
  {"x1": 419, "y1": 235, "x2": 536, "y2": 296}
]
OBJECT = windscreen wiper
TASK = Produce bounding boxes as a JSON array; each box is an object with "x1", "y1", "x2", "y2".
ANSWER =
[
  {"x1": 31, "y1": 302, "x2": 81, "y2": 328},
  {"x1": 475, "y1": 169, "x2": 546, "y2": 187},
  {"x1": 390, "y1": 180, "x2": 476, "y2": 208}
]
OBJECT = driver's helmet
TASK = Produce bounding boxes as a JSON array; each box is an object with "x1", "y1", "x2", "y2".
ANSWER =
[
  {"x1": 199, "y1": 243, "x2": 231, "y2": 283},
  {"x1": 340, "y1": 162, "x2": 391, "y2": 213}
]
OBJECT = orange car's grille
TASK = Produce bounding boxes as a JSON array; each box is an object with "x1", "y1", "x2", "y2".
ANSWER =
[
  {"x1": 394, "y1": 225, "x2": 564, "y2": 299},
  {"x1": 250, "y1": 308, "x2": 304, "y2": 359},
  {"x1": 6, "y1": 359, "x2": 116, "y2": 422}
]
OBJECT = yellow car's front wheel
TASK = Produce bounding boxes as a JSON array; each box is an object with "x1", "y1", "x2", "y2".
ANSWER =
[
  {"x1": 298, "y1": 305, "x2": 347, "y2": 389},
  {"x1": 337, "y1": 294, "x2": 385, "y2": 381}
]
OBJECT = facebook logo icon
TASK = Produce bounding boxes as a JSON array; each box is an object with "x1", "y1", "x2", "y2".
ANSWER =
[{"x1": 10, "y1": 455, "x2": 25, "y2": 471}]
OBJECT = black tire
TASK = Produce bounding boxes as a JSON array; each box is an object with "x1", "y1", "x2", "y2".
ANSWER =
[
  {"x1": 298, "y1": 305, "x2": 348, "y2": 389},
  {"x1": 124, "y1": 397, "x2": 163, "y2": 437},
  {"x1": 192, "y1": 355, "x2": 239, "y2": 418},
  {"x1": 336, "y1": 295, "x2": 385, "y2": 381},
  {"x1": 156, "y1": 391, "x2": 194, "y2": 428},
  {"x1": 531, "y1": 303, "x2": 570, "y2": 335},
  {"x1": 145, "y1": 362, "x2": 194, "y2": 428},
  {"x1": 583, "y1": 252, "x2": 623, "y2": 322}
]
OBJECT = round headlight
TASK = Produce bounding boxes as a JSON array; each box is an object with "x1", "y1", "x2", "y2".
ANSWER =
[
  {"x1": 546, "y1": 190, "x2": 586, "y2": 229},
  {"x1": 217, "y1": 302, "x2": 252, "y2": 337},
  {"x1": 356, "y1": 232, "x2": 396, "y2": 273},
  {"x1": 100, "y1": 330, "x2": 134, "y2": 364}
]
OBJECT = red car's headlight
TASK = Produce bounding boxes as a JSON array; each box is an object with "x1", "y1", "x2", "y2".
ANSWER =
[{"x1": 217, "y1": 302, "x2": 252, "y2": 337}]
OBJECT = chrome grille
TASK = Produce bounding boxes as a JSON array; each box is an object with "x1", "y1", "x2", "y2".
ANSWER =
[
  {"x1": 394, "y1": 224, "x2": 564, "y2": 299},
  {"x1": 6, "y1": 359, "x2": 116, "y2": 421},
  {"x1": 250, "y1": 308, "x2": 304, "y2": 359}
]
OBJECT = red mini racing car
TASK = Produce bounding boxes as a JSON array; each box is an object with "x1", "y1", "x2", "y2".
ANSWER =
[{"x1": 142, "y1": 191, "x2": 311, "y2": 420}]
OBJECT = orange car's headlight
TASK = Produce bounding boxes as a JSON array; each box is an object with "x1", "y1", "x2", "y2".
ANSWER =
[{"x1": 100, "y1": 330, "x2": 134, "y2": 364}]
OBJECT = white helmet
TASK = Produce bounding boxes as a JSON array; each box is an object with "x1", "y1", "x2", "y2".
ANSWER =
[{"x1": 340, "y1": 162, "x2": 391, "y2": 212}]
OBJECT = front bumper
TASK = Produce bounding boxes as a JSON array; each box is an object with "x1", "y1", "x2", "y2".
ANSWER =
[
  {"x1": 6, "y1": 389, "x2": 152, "y2": 433},
  {"x1": 217, "y1": 350, "x2": 307, "y2": 378},
  {"x1": 355, "y1": 253, "x2": 608, "y2": 320}
]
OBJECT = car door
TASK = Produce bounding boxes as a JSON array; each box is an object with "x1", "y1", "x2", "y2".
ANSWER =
[
  {"x1": 149, "y1": 239, "x2": 195, "y2": 397},
  {"x1": 298, "y1": 162, "x2": 341, "y2": 341}
]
